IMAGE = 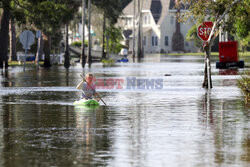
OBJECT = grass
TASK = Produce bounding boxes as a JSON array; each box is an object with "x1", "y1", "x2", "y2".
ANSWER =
[
  {"x1": 239, "y1": 52, "x2": 250, "y2": 57},
  {"x1": 165, "y1": 52, "x2": 218, "y2": 56},
  {"x1": 8, "y1": 61, "x2": 44, "y2": 66},
  {"x1": 237, "y1": 70, "x2": 250, "y2": 104},
  {"x1": 101, "y1": 58, "x2": 115, "y2": 64},
  {"x1": 165, "y1": 51, "x2": 250, "y2": 56}
]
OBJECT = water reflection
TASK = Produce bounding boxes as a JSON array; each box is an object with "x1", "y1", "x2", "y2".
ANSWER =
[
  {"x1": 199, "y1": 91, "x2": 250, "y2": 165},
  {"x1": 0, "y1": 70, "x2": 14, "y2": 87},
  {"x1": 0, "y1": 55, "x2": 249, "y2": 166},
  {"x1": 219, "y1": 69, "x2": 238, "y2": 75},
  {"x1": 0, "y1": 103, "x2": 114, "y2": 166}
]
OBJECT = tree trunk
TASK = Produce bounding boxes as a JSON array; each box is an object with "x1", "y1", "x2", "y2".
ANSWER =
[
  {"x1": 202, "y1": 44, "x2": 213, "y2": 89},
  {"x1": 132, "y1": 0, "x2": 136, "y2": 62},
  {"x1": 106, "y1": 35, "x2": 109, "y2": 59},
  {"x1": 9, "y1": 18, "x2": 17, "y2": 62},
  {"x1": 200, "y1": 0, "x2": 241, "y2": 89},
  {"x1": 102, "y1": 13, "x2": 106, "y2": 60},
  {"x1": 35, "y1": 31, "x2": 43, "y2": 64},
  {"x1": 137, "y1": 0, "x2": 143, "y2": 60},
  {"x1": 87, "y1": 0, "x2": 92, "y2": 67},
  {"x1": 39, "y1": 35, "x2": 44, "y2": 60},
  {"x1": 43, "y1": 33, "x2": 51, "y2": 68},
  {"x1": 64, "y1": 24, "x2": 70, "y2": 68},
  {"x1": 81, "y1": 0, "x2": 86, "y2": 68},
  {"x1": 0, "y1": 2, "x2": 10, "y2": 69}
]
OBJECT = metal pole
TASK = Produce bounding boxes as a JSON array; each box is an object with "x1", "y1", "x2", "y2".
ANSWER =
[
  {"x1": 88, "y1": 0, "x2": 92, "y2": 67},
  {"x1": 81, "y1": 0, "x2": 86, "y2": 67},
  {"x1": 206, "y1": 44, "x2": 211, "y2": 90},
  {"x1": 106, "y1": 35, "x2": 109, "y2": 59},
  {"x1": 24, "y1": 32, "x2": 29, "y2": 72},
  {"x1": 207, "y1": 57, "x2": 211, "y2": 90},
  {"x1": 219, "y1": 27, "x2": 222, "y2": 42},
  {"x1": 225, "y1": 31, "x2": 228, "y2": 42},
  {"x1": 37, "y1": 35, "x2": 40, "y2": 69},
  {"x1": 24, "y1": 48, "x2": 27, "y2": 72},
  {"x1": 132, "y1": 0, "x2": 136, "y2": 62}
]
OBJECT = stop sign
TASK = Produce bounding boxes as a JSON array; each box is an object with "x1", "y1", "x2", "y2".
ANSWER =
[{"x1": 197, "y1": 22, "x2": 213, "y2": 41}]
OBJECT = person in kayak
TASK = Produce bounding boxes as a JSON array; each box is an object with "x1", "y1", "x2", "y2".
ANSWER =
[{"x1": 76, "y1": 73, "x2": 99, "y2": 100}]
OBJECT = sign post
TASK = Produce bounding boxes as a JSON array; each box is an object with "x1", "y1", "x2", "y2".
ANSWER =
[
  {"x1": 19, "y1": 30, "x2": 35, "y2": 71},
  {"x1": 36, "y1": 30, "x2": 41, "y2": 69},
  {"x1": 197, "y1": 22, "x2": 213, "y2": 90}
]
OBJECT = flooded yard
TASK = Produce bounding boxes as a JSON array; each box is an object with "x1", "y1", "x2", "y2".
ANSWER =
[{"x1": 0, "y1": 55, "x2": 249, "y2": 167}]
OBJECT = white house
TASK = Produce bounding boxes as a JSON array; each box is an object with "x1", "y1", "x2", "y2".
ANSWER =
[{"x1": 118, "y1": 0, "x2": 198, "y2": 54}]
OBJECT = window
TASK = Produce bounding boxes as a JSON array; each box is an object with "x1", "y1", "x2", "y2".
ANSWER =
[
  {"x1": 155, "y1": 36, "x2": 158, "y2": 46},
  {"x1": 165, "y1": 36, "x2": 168, "y2": 46},
  {"x1": 185, "y1": 42, "x2": 189, "y2": 46},
  {"x1": 144, "y1": 36, "x2": 147, "y2": 46},
  {"x1": 148, "y1": 16, "x2": 151, "y2": 24},
  {"x1": 144, "y1": 16, "x2": 148, "y2": 25},
  {"x1": 125, "y1": 19, "x2": 128, "y2": 25},
  {"x1": 171, "y1": 16, "x2": 174, "y2": 24},
  {"x1": 152, "y1": 36, "x2": 158, "y2": 46},
  {"x1": 128, "y1": 18, "x2": 132, "y2": 25}
]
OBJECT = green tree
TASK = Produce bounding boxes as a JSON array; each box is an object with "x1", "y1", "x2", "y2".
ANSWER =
[
  {"x1": 93, "y1": 0, "x2": 123, "y2": 60},
  {"x1": 21, "y1": 0, "x2": 76, "y2": 68},
  {"x1": 105, "y1": 26, "x2": 123, "y2": 55},
  {"x1": 0, "y1": 0, "x2": 78, "y2": 69},
  {"x1": 186, "y1": 25, "x2": 202, "y2": 49},
  {"x1": 180, "y1": 0, "x2": 248, "y2": 89}
]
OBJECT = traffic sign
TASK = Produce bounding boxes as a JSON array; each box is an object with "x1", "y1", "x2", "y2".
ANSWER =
[
  {"x1": 197, "y1": 22, "x2": 213, "y2": 41},
  {"x1": 19, "y1": 30, "x2": 35, "y2": 50},
  {"x1": 19, "y1": 30, "x2": 35, "y2": 72}
]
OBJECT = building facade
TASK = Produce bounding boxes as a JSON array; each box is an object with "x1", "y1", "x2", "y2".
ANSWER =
[{"x1": 118, "y1": 0, "x2": 198, "y2": 54}]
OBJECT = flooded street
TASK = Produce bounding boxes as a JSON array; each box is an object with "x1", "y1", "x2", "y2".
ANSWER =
[{"x1": 0, "y1": 55, "x2": 249, "y2": 167}]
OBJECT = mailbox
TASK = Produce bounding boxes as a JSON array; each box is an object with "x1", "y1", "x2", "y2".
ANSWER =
[
  {"x1": 216, "y1": 41, "x2": 244, "y2": 69},
  {"x1": 219, "y1": 41, "x2": 238, "y2": 62}
]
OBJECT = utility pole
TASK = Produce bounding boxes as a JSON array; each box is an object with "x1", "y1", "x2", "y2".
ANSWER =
[
  {"x1": 137, "y1": 0, "x2": 143, "y2": 60},
  {"x1": 81, "y1": 0, "x2": 86, "y2": 68},
  {"x1": 102, "y1": 14, "x2": 106, "y2": 60},
  {"x1": 132, "y1": 0, "x2": 136, "y2": 62},
  {"x1": 87, "y1": 0, "x2": 92, "y2": 67},
  {"x1": 106, "y1": 35, "x2": 109, "y2": 59},
  {"x1": 64, "y1": 24, "x2": 70, "y2": 68}
]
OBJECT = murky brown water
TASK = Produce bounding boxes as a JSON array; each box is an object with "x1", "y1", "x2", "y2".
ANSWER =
[{"x1": 0, "y1": 55, "x2": 249, "y2": 167}]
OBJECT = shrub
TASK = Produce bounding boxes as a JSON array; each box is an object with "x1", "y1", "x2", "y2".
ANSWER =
[
  {"x1": 101, "y1": 58, "x2": 115, "y2": 64},
  {"x1": 237, "y1": 70, "x2": 250, "y2": 104},
  {"x1": 71, "y1": 40, "x2": 88, "y2": 47}
]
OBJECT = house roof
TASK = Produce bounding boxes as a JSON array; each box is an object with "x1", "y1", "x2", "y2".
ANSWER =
[
  {"x1": 143, "y1": 27, "x2": 152, "y2": 33},
  {"x1": 157, "y1": 0, "x2": 170, "y2": 25},
  {"x1": 169, "y1": 0, "x2": 187, "y2": 10},
  {"x1": 123, "y1": 0, "x2": 171, "y2": 25},
  {"x1": 123, "y1": 0, "x2": 151, "y2": 16}
]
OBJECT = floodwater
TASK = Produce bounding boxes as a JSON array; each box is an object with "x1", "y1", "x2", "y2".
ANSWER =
[{"x1": 0, "y1": 55, "x2": 249, "y2": 167}]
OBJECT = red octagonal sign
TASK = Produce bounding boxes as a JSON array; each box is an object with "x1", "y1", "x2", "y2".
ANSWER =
[{"x1": 197, "y1": 22, "x2": 213, "y2": 41}]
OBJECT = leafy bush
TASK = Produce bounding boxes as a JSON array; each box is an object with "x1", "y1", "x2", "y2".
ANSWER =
[
  {"x1": 71, "y1": 40, "x2": 88, "y2": 47},
  {"x1": 105, "y1": 26, "x2": 123, "y2": 54},
  {"x1": 101, "y1": 58, "x2": 115, "y2": 64},
  {"x1": 237, "y1": 70, "x2": 250, "y2": 104}
]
